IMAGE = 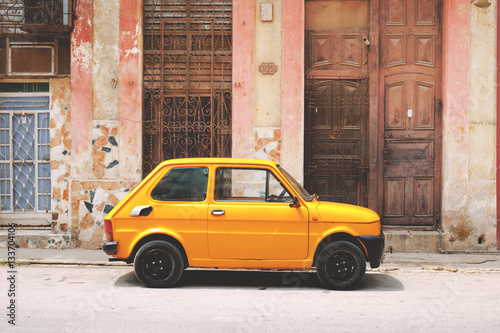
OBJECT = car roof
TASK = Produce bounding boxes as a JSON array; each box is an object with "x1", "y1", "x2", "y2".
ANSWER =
[{"x1": 157, "y1": 158, "x2": 279, "y2": 168}]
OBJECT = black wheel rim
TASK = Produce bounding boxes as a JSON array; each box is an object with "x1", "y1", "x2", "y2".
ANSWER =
[
  {"x1": 141, "y1": 248, "x2": 175, "y2": 281},
  {"x1": 325, "y1": 251, "x2": 357, "y2": 282}
]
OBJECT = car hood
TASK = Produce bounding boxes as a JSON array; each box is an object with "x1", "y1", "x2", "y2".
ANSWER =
[{"x1": 316, "y1": 201, "x2": 380, "y2": 223}]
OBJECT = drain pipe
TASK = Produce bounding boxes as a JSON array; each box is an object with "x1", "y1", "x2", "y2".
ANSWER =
[{"x1": 438, "y1": 229, "x2": 500, "y2": 254}]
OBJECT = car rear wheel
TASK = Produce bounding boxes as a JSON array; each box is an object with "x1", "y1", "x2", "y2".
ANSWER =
[
  {"x1": 134, "y1": 240, "x2": 184, "y2": 288},
  {"x1": 316, "y1": 241, "x2": 366, "y2": 290}
]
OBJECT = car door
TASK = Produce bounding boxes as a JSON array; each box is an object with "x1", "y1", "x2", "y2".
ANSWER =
[{"x1": 208, "y1": 166, "x2": 309, "y2": 260}]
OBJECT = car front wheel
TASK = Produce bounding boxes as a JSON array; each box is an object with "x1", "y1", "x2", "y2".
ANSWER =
[
  {"x1": 134, "y1": 240, "x2": 184, "y2": 288},
  {"x1": 316, "y1": 241, "x2": 366, "y2": 290}
]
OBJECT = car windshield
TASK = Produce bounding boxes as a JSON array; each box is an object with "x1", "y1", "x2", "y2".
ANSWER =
[{"x1": 278, "y1": 166, "x2": 315, "y2": 202}]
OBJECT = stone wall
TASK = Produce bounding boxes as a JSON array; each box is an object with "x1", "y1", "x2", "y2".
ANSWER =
[
  {"x1": 50, "y1": 78, "x2": 72, "y2": 237},
  {"x1": 71, "y1": 180, "x2": 135, "y2": 248}
]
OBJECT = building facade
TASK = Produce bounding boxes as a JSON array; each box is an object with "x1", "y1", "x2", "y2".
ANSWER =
[{"x1": 0, "y1": 0, "x2": 498, "y2": 252}]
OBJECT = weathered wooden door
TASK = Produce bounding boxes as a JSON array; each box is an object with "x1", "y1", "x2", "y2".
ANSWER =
[
  {"x1": 304, "y1": 0, "x2": 370, "y2": 206},
  {"x1": 380, "y1": 0, "x2": 442, "y2": 226},
  {"x1": 305, "y1": 78, "x2": 369, "y2": 205}
]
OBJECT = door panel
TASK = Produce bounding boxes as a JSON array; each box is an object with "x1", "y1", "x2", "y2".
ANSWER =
[
  {"x1": 384, "y1": 177, "x2": 404, "y2": 217},
  {"x1": 381, "y1": 0, "x2": 441, "y2": 226},
  {"x1": 414, "y1": 81, "x2": 435, "y2": 129},
  {"x1": 385, "y1": 81, "x2": 406, "y2": 129},
  {"x1": 305, "y1": 78, "x2": 369, "y2": 206},
  {"x1": 208, "y1": 202, "x2": 309, "y2": 260},
  {"x1": 208, "y1": 167, "x2": 309, "y2": 260}
]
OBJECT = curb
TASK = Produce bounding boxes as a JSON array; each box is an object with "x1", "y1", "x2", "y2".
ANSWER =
[{"x1": 3, "y1": 259, "x2": 129, "y2": 266}]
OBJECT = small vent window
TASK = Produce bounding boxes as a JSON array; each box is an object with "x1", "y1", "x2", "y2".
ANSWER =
[{"x1": 0, "y1": 37, "x2": 69, "y2": 77}]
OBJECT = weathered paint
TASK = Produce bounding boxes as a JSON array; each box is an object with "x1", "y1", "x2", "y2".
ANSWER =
[
  {"x1": 305, "y1": 0, "x2": 369, "y2": 30},
  {"x1": 254, "y1": 128, "x2": 282, "y2": 162},
  {"x1": 50, "y1": 78, "x2": 72, "y2": 237},
  {"x1": 92, "y1": 0, "x2": 120, "y2": 120},
  {"x1": 281, "y1": 0, "x2": 304, "y2": 182},
  {"x1": 232, "y1": 0, "x2": 255, "y2": 159},
  {"x1": 65, "y1": 0, "x2": 143, "y2": 248},
  {"x1": 14, "y1": 0, "x2": 499, "y2": 251},
  {"x1": 498, "y1": 0, "x2": 500, "y2": 250},
  {"x1": 71, "y1": 0, "x2": 93, "y2": 158},
  {"x1": 72, "y1": 180, "x2": 137, "y2": 248},
  {"x1": 441, "y1": 0, "x2": 497, "y2": 250},
  {"x1": 252, "y1": 1, "x2": 283, "y2": 168},
  {"x1": 254, "y1": 0, "x2": 282, "y2": 128},
  {"x1": 119, "y1": 0, "x2": 143, "y2": 181},
  {"x1": 442, "y1": 0, "x2": 470, "y2": 249}
]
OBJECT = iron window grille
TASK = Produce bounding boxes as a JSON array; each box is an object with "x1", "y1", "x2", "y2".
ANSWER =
[
  {"x1": 0, "y1": 0, "x2": 74, "y2": 35},
  {"x1": 0, "y1": 92, "x2": 51, "y2": 214}
]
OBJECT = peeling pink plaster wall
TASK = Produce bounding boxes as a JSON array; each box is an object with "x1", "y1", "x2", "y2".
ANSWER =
[
  {"x1": 119, "y1": 0, "x2": 143, "y2": 179},
  {"x1": 71, "y1": 0, "x2": 93, "y2": 155},
  {"x1": 442, "y1": 0, "x2": 471, "y2": 249},
  {"x1": 281, "y1": 0, "x2": 305, "y2": 182},
  {"x1": 232, "y1": 0, "x2": 256, "y2": 159},
  {"x1": 442, "y1": 2, "x2": 470, "y2": 162},
  {"x1": 441, "y1": 0, "x2": 496, "y2": 249}
]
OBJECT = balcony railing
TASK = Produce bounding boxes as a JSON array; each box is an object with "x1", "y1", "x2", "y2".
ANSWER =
[{"x1": 0, "y1": 0, "x2": 73, "y2": 35}]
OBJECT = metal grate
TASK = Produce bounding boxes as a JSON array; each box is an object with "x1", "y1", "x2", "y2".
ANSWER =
[
  {"x1": 0, "y1": 0, "x2": 73, "y2": 35},
  {"x1": 0, "y1": 94, "x2": 51, "y2": 213},
  {"x1": 143, "y1": 0, "x2": 232, "y2": 176},
  {"x1": 305, "y1": 77, "x2": 369, "y2": 206}
]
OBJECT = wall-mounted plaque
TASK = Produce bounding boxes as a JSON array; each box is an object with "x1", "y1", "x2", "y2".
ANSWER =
[{"x1": 259, "y1": 62, "x2": 278, "y2": 75}]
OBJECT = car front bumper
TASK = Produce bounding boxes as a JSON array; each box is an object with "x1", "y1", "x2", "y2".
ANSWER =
[
  {"x1": 102, "y1": 241, "x2": 118, "y2": 255},
  {"x1": 357, "y1": 231, "x2": 385, "y2": 268}
]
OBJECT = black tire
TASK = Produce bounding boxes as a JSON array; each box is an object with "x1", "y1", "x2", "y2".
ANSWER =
[
  {"x1": 134, "y1": 240, "x2": 184, "y2": 288},
  {"x1": 316, "y1": 241, "x2": 366, "y2": 290}
]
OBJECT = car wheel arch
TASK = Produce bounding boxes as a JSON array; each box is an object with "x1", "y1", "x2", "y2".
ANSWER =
[
  {"x1": 312, "y1": 232, "x2": 367, "y2": 267},
  {"x1": 128, "y1": 233, "x2": 189, "y2": 268}
]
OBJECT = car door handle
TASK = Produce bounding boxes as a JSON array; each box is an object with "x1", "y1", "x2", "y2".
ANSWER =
[
  {"x1": 211, "y1": 209, "x2": 225, "y2": 216},
  {"x1": 129, "y1": 205, "x2": 153, "y2": 217}
]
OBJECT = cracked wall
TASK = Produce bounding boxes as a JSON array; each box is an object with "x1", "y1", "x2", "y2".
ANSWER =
[
  {"x1": 441, "y1": 0, "x2": 497, "y2": 250},
  {"x1": 65, "y1": 0, "x2": 142, "y2": 249}
]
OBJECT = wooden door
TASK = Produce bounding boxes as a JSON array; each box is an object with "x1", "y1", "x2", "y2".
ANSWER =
[
  {"x1": 304, "y1": 0, "x2": 370, "y2": 206},
  {"x1": 305, "y1": 78, "x2": 369, "y2": 206},
  {"x1": 380, "y1": 0, "x2": 442, "y2": 226}
]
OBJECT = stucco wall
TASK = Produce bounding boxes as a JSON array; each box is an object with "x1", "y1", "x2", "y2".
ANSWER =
[
  {"x1": 67, "y1": 0, "x2": 142, "y2": 248},
  {"x1": 50, "y1": 78, "x2": 72, "y2": 236},
  {"x1": 441, "y1": 0, "x2": 497, "y2": 250},
  {"x1": 232, "y1": 0, "x2": 304, "y2": 182}
]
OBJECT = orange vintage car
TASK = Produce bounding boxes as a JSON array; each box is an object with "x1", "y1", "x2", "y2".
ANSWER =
[{"x1": 102, "y1": 158, "x2": 384, "y2": 290}]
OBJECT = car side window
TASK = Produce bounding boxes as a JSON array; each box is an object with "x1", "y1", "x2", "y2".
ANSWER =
[
  {"x1": 214, "y1": 167, "x2": 292, "y2": 202},
  {"x1": 151, "y1": 167, "x2": 209, "y2": 201}
]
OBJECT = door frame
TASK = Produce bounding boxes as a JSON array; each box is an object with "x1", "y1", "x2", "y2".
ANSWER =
[{"x1": 368, "y1": 0, "x2": 381, "y2": 214}]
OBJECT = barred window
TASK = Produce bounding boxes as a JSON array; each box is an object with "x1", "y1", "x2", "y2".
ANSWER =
[{"x1": 0, "y1": 91, "x2": 51, "y2": 213}]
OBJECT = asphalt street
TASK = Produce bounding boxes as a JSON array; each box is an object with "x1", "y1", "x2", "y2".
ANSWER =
[{"x1": 1, "y1": 264, "x2": 500, "y2": 332}]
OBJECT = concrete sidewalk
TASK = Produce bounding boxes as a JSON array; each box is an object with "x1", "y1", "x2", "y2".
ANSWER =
[{"x1": 2, "y1": 248, "x2": 500, "y2": 271}]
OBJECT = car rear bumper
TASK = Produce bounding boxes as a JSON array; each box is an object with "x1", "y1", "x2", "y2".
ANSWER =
[
  {"x1": 102, "y1": 241, "x2": 118, "y2": 255},
  {"x1": 357, "y1": 231, "x2": 385, "y2": 268}
]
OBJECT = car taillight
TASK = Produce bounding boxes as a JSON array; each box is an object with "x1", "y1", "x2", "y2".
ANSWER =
[{"x1": 104, "y1": 219, "x2": 113, "y2": 242}]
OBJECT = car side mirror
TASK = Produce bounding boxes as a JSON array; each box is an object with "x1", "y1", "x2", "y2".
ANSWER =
[{"x1": 289, "y1": 196, "x2": 300, "y2": 208}]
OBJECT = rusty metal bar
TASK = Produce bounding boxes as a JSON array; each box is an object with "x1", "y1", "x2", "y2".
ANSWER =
[
  {"x1": 0, "y1": 0, "x2": 73, "y2": 35},
  {"x1": 142, "y1": 0, "x2": 232, "y2": 176}
]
